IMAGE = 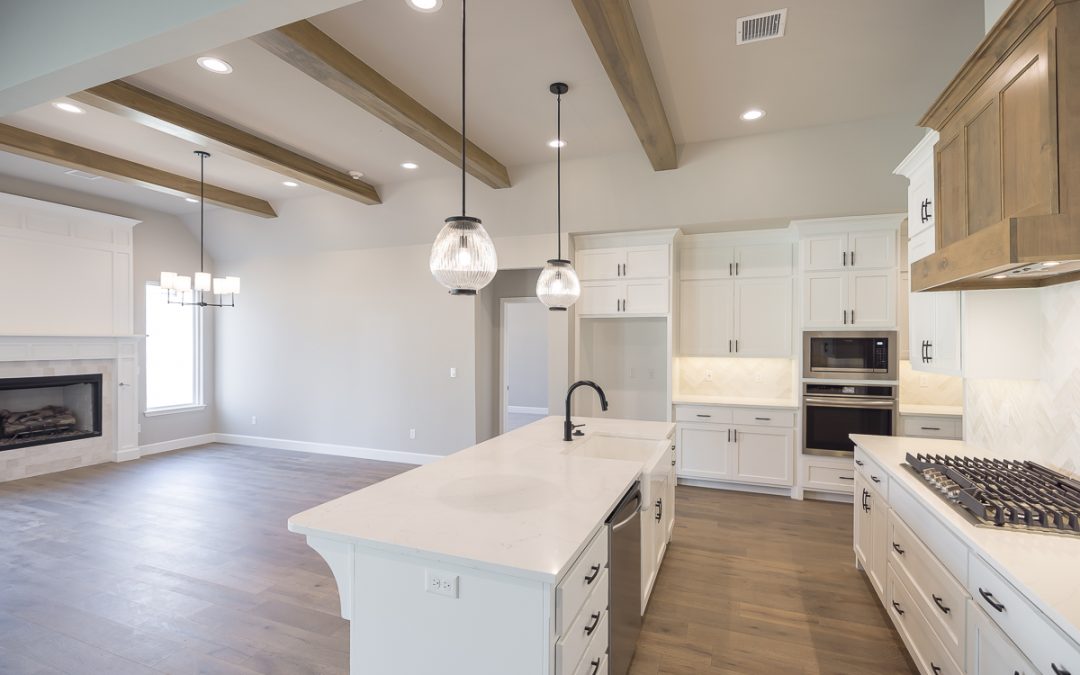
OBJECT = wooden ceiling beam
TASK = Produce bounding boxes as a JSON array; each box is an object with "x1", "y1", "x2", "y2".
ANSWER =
[
  {"x1": 70, "y1": 81, "x2": 381, "y2": 205},
  {"x1": 0, "y1": 123, "x2": 277, "y2": 218},
  {"x1": 252, "y1": 20, "x2": 512, "y2": 189},
  {"x1": 570, "y1": 0, "x2": 677, "y2": 171}
]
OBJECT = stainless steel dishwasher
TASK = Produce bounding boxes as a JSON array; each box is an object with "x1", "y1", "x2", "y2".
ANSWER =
[{"x1": 606, "y1": 482, "x2": 642, "y2": 675}]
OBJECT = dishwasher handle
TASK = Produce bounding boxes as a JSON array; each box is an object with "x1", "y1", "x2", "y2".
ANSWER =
[{"x1": 608, "y1": 485, "x2": 642, "y2": 531}]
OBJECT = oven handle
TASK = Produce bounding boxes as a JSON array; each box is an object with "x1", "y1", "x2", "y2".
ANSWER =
[{"x1": 804, "y1": 397, "x2": 896, "y2": 409}]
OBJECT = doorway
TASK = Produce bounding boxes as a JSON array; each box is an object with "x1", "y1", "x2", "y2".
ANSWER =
[{"x1": 500, "y1": 297, "x2": 549, "y2": 433}]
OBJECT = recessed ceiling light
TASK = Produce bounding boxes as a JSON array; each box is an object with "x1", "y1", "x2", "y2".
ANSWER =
[
  {"x1": 349, "y1": 170, "x2": 365, "y2": 180},
  {"x1": 282, "y1": 180, "x2": 299, "y2": 187},
  {"x1": 197, "y1": 56, "x2": 233, "y2": 74},
  {"x1": 52, "y1": 101, "x2": 85, "y2": 114},
  {"x1": 548, "y1": 139, "x2": 566, "y2": 148},
  {"x1": 741, "y1": 108, "x2": 766, "y2": 121},
  {"x1": 406, "y1": 0, "x2": 442, "y2": 12},
  {"x1": 401, "y1": 162, "x2": 419, "y2": 170},
  {"x1": 185, "y1": 197, "x2": 198, "y2": 203}
]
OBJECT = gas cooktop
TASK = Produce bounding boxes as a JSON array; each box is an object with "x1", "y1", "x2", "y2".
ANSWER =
[{"x1": 905, "y1": 453, "x2": 1080, "y2": 536}]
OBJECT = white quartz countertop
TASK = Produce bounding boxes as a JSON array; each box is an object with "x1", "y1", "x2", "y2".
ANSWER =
[
  {"x1": 851, "y1": 434, "x2": 1080, "y2": 646},
  {"x1": 673, "y1": 394, "x2": 798, "y2": 409},
  {"x1": 898, "y1": 403, "x2": 964, "y2": 417},
  {"x1": 288, "y1": 416, "x2": 675, "y2": 583}
]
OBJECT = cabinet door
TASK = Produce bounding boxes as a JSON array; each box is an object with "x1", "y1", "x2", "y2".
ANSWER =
[
  {"x1": 732, "y1": 426, "x2": 793, "y2": 487},
  {"x1": 625, "y1": 245, "x2": 670, "y2": 279},
  {"x1": 651, "y1": 472, "x2": 668, "y2": 569},
  {"x1": 849, "y1": 230, "x2": 896, "y2": 269},
  {"x1": 849, "y1": 270, "x2": 896, "y2": 328},
  {"x1": 117, "y1": 357, "x2": 138, "y2": 453},
  {"x1": 803, "y1": 272, "x2": 847, "y2": 328},
  {"x1": 936, "y1": 130, "x2": 968, "y2": 248},
  {"x1": 679, "y1": 279, "x2": 734, "y2": 356},
  {"x1": 734, "y1": 278, "x2": 791, "y2": 357},
  {"x1": 801, "y1": 234, "x2": 847, "y2": 271},
  {"x1": 854, "y1": 473, "x2": 872, "y2": 570},
  {"x1": 680, "y1": 242, "x2": 733, "y2": 279},
  {"x1": 734, "y1": 243, "x2": 792, "y2": 278},
  {"x1": 908, "y1": 226, "x2": 935, "y2": 263},
  {"x1": 929, "y1": 292, "x2": 962, "y2": 376},
  {"x1": 578, "y1": 280, "x2": 623, "y2": 317},
  {"x1": 909, "y1": 287, "x2": 935, "y2": 371},
  {"x1": 869, "y1": 482, "x2": 888, "y2": 600},
  {"x1": 908, "y1": 162, "x2": 936, "y2": 238},
  {"x1": 624, "y1": 279, "x2": 669, "y2": 315},
  {"x1": 677, "y1": 424, "x2": 733, "y2": 480},
  {"x1": 577, "y1": 248, "x2": 625, "y2": 281},
  {"x1": 664, "y1": 459, "x2": 676, "y2": 541},
  {"x1": 967, "y1": 602, "x2": 1040, "y2": 675}
]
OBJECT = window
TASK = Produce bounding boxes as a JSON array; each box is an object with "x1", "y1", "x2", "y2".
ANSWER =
[{"x1": 144, "y1": 283, "x2": 202, "y2": 413}]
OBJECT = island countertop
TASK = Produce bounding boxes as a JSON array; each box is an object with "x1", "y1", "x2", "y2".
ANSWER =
[{"x1": 288, "y1": 416, "x2": 675, "y2": 583}]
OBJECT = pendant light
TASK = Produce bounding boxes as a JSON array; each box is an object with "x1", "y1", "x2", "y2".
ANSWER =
[
  {"x1": 159, "y1": 151, "x2": 239, "y2": 308},
  {"x1": 429, "y1": 0, "x2": 497, "y2": 295},
  {"x1": 536, "y1": 82, "x2": 580, "y2": 311}
]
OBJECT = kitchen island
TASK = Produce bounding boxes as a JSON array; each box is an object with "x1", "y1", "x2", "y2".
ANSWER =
[{"x1": 289, "y1": 415, "x2": 675, "y2": 675}]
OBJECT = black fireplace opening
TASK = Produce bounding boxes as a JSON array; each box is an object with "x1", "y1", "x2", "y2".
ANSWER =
[{"x1": 0, "y1": 374, "x2": 103, "y2": 452}]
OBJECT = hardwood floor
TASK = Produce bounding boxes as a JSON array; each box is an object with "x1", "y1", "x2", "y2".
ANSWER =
[{"x1": 0, "y1": 444, "x2": 915, "y2": 675}]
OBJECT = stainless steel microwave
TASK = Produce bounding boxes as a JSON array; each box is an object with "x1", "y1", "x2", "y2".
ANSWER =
[{"x1": 802, "y1": 331, "x2": 897, "y2": 381}]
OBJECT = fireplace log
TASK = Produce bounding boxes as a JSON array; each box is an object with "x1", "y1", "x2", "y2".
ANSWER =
[{"x1": 1, "y1": 405, "x2": 78, "y2": 437}]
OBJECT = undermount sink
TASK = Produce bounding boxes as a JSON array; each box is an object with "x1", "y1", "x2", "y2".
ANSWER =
[{"x1": 563, "y1": 434, "x2": 667, "y2": 465}]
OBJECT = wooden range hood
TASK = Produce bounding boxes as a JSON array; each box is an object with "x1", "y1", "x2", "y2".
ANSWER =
[{"x1": 911, "y1": 0, "x2": 1080, "y2": 291}]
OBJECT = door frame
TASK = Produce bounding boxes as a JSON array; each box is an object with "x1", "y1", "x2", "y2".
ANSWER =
[{"x1": 499, "y1": 296, "x2": 548, "y2": 434}]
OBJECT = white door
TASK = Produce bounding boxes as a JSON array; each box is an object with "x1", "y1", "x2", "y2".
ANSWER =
[
  {"x1": 929, "y1": 292, "x2": 962, "y2": 376},
  {"x1": 732, "y1": 427, "x2": 793, "y2": 486},
  {"x1": 868, "y1": 482, "x2": 888, "y2": 599},
  {"x1": 625, "y1": 245, "x2": 669, "y2": 279},
  {"x1": 908, "y1": 162, "x2": 935, "y2": 238},
  {"x1": 677, "y1": 425, "x2": 733, "y2": 480},
  {"x1": 576, "y1": 248, "x2": 625, "y2": 281},
  {"x1": 803, "y1": 271, "x2": 847, "y2": 328},
  {"x1": 117, "y1": 357, "x2": 138, "y2": 454},
  {"x1": 624, "y1": 279, "x2": 669, "y2": 315},
  {"x1": 801, "y1": 234, "x2": 847, "y2": 271},
  {"x1": 679, "y1": 279, "x2": 734, "y2": 356},
  {"x1": 734, "y1": 243, "x2": 793, "y2": 278},
  {"x1": 735, "y1": 278, "x2": 792, "y2": 357},
  {"x1": 680, "y1": 242, "x2": 733, "y2": 279},
  {"x1": 578, "y1": 280, "x2": 623, "y2": 316},
  {"x1": 849, "y1": 270, "x2": 896, "y2": 328},
  {"x1": 500, "y1": 298, "x2": 549, "y2": 434},
  {"x1": 909, "y1": 288, "x2": 934, "y2": 369},
  {"x1": 854, "y1": 473, "x2": 872, "y2": 570},
  {"x1": 849, "y1": 230, "x2": 896, "y2": 270}
]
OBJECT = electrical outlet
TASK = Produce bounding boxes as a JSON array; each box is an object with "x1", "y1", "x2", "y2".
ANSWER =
[
  {"x1": 425, "y1": 570, "x2": 459, "y2": 598},
  {"x1": 251, "y1": 416, "x2": 257, "y2": 425},
  {"x1": 409, "y1": 428, "x2": 416, "y2": 440}
]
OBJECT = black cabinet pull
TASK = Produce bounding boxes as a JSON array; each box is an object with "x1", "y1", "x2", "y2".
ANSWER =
[
  {"x1": 584, "y1": 611, "x2": 601, "y2": 636},
  {"x1": 735, "y1": 339, "x2": 739, "y2": 352},
  {"x1": 931, "y1": 663, "x2": 942, "y2": 675},
  {"x1": 979, "y1": 587, "x2": 1006, "y2": 612},
  {"x1": 921, "y1": 426, "x2": 942, "y2": 431},
  {"x1": 733, "y1": 429, "x2": 737, "y2": 442},
  {"x1": 855, "y1": 459, "x2": 864, "y2": 466},
  {"x1": 735, "y1": 262, "x2": 740, "y2": 275},
  {"x1": 927, "y1": 341, "x2": 933, "y2": 362},
  {"x1": 843, "y1": 309, "x2": 848, "y2": 325},
  {"x1": 729, "y1": 339, "x2": 733, "y2": 353},
  {"x1": 655, "y1": 498, "x2": 663, "y2": 522},
  {"x1": 1051, "y1": 665, "x2": 1071, "y2": 675},
  {"x1": 584, "y1": 564, "x2": 601, "y2": 584},
  {"x1": 851, "y1": 309, "x2": 855, "y2": 324},
  {"x1": 851, "y1": 250, "x2": 856, "y2": 266},
  {"x1": 933, "y1": 595, "x2": 951, "y2": 614},
  {"x1": 589, "y1": 658, "x2": 601, "y2": 675},
  {"x1": 754, "y1": 417, "x2": 771, "y2": 421},
  {"x1": 696, "y1": 414, "x2": 711, "y2": 418},
  {"x1": 843, "y1": 251, "x2": 847, "y2": 266},
  {"x1": 838, "y1": 476, "x2": 854, "y2": 481},
  {"x1": 727, "y1": 429, "x2": 731, "y2": 442},
  {"x1": 871, "y1": 476, "x2": 881, "y2": 484},
  {"x1": 892, "y1": 542, "x2": 905, "y2": 555},
  {"x1": 892, "y1": 601, "x2": 905, "y2": 616},
  {"x1": 729, "y1": 262, "x2": 733, "y2": 276}
]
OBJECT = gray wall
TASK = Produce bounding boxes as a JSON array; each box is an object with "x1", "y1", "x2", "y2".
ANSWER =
[
  {"x1": 505, "y1": 301, "x2": 548, "y2": 410},
  {"x1": 984, "y1": 0, "x2": 1012, "y2": 31},
  {"x1": 0, "y1": 174, "x2": 216, "y2": 448}
]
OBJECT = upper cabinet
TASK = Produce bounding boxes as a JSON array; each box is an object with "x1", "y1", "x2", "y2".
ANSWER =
[
  {"x1": 577, "y1": 242, "x2": 673, "y2": 317},
  {"x1": 802, "y1": 231, "x2": 895, "y2": 272},
  {"x1": 682, "y1": 241, "x2": 793, "y2": 279},
  {"x1": 912, "y1": 0, "x2": 1080, "y2": 291},
  {"x1": 577, "y1": 245, "x2": 669, "y2": 281}
]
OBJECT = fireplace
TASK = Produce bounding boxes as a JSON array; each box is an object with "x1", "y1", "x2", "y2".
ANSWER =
[{"x1": 0, "y1": 374, "x2": 103, "y2": 452}]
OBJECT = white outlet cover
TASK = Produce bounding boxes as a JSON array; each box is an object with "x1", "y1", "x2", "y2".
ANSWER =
[
  {"x1": 425, "y1": 570, "x2": 458, "y2": 598},
  {"x1": 450, "y1": 367, "x2": 457, "y2": 378}
]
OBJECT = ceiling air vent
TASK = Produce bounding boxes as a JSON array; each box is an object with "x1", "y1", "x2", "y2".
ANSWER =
[
  {"x1": 64, "y1": 169, "x2": 101, "y2": 180},
  {"x1": 736, "y1": 9, "x2": 787, "y2": 45}
]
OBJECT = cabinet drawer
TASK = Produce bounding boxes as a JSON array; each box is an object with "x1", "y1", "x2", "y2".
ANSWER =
[
  {"x1": 888, "y1": 566, "x2": 963, "y2": 675},
  {"x1": 967, "y1": 553, "x2": 1080, "y2": 675},
  {"x1": 901, "y1": 415, "x2": 962, "y2": 439},
  {"x1": 556, "y1": 528, "x2": 609, "y2": 636},
  {"x1": 556, "y1": 571, "x2": 608, "y2": 674},
  {"x1": 968, "y1": 600, "x2": 1040, "y2": 675},
  {"x1": 854, "y1": 447, "x2": 888, "y2": 493},
  {"x1": 732, "y1": 407, "x2": 795, "y2": 428},
  {"x1": 802, "y1": 461, "x2": 856, "y2": 493},
  {"x1": 675, "y1": 405, "x2": 733, "y2": 424},
  {"x1": 889, "y1": 511, "x2": 968, "y2": 667},
  {"x1": 571, "y1": 613, "x2": 609, "y2": 675},
  {"x1": 889, "y1": 482, "x2": 967, "y2": 583}
]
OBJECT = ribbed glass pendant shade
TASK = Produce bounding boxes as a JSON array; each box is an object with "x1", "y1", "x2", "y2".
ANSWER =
[
  {"x1": 536, "y1": 258, "x2": 580, "y2": 310},
  {"x1": 429, "y1": 216, "x2": 497, "y2": 295}
]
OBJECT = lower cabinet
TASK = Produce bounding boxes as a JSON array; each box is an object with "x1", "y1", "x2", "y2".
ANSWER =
[
  {"x1": 854, "y1": 472, "x2": 887, "y2": 599},
  {"x1": 675, "y1": 405, "x2": 796, "y2": 492},
  {"x1": 967, "y1": 601, "x2": 1039, "y2": 675},
  {"x1": 642, "y1": 446, "x2": 675, "y2": 613},
  {"x1": 901, "y1": 413, "x2": 963, "y2": 440}
]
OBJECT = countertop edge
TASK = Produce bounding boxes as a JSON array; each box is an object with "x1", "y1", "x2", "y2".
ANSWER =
[{"x1": 672, "y1": 398, "x2": 799, "y2": 409}]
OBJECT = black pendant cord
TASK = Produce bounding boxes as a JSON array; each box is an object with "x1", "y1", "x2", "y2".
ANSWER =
[
  {"x1": 460, "y1": 0, "x2": 467, "y2": 218},
  {"x1": 199, "y1": 152, "x2": 205, "y2": 274},
  {"x1": 556, "y1": 90, "x2": 562, "y2": 260}
]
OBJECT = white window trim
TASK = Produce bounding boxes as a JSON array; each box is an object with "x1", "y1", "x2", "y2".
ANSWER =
[{"x1": 144, "y1": 282, "x2": 205, "y2": 415}]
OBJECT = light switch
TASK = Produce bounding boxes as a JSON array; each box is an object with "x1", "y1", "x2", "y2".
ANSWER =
[{"x1": 449, "y1": 367, "x2": 457, "y2": 378}]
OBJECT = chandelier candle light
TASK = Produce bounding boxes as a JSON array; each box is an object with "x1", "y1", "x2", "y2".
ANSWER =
[
  {"x1": 159, "y1": 151, "x2": 240, "y2": 307},
  {"x1": 536, "y1": 82, "x2": 581, "y2": 311},
  {"x1": 429, "y1": 0, "x2": 498, "y2": 295}
]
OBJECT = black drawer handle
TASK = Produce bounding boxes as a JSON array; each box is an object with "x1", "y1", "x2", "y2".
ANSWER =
[
  {"x1": 921, "y1": 426, "x2": 942, "y2": 431},
  {"x1": 1052, "y1": 665, "x2": 1071, "y2": 675},
  {"x1": 655, "y1": 498, "x2": 663, "y2": 522},
  {"x1": 589, "y1": 658, "x2": 601, "y2": 675},
  {"x1": 584, "y1": 564, "x2": 601, "y2": 585},
  {"x1": 838, "y1": 476, "x2": 854, "y2": 481},
  {"x1": 931, "y1": 663, "x2": 942, "y2": 675},
  {"x1": 892, "y1": 542, "x2": 905, "y2": 555},
  {"x1": 754, "y1": 417, "x2": 771, "y2": 421},
  {"x1": 584, "y1": 611, "x2": 601, "y2": 636},
  {"x1": 855, "y1": 459, "x2": 864, "y2": 466},
  {"x1": 933, "y1": 594, "x2": 951, "y2": 614},
  {"x1": 696, "y1": 414, "x2": 711, "y2": 418},
  {"x1": 979, "y1": 588, "x2": 1006, "y2": 612},
  {"x1": 871, "y1": 476, "x2": 881, "y2": 483},
  {"x1": 892, "y1": 601, "x2": 905, "y2": 616}
]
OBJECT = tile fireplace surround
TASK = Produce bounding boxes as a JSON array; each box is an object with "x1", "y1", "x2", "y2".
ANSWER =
[{"x1": 0, "y1": 336, "x2": 138, "y2": 482}]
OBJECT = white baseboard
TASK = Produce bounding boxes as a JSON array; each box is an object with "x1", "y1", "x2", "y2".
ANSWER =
[
  {"x1": 213, "y1": 433, "x2": 442, "y2": 466},
  {"x1": 115, "y1": 447, "x2": 142, "y2": 462},
  {"x1": 507, "y1": 406, "x2": 549, "y2": 415},
  {"x1": 138, "y1": 433, "x2": 217, "y2": 458}
]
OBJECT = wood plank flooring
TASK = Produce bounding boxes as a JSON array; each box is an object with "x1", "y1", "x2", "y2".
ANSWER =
[{"x1": 0, "y1": 444, "x2": 915, "y2": 674}]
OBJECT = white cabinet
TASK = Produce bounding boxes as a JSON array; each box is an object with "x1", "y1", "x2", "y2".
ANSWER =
[
  {"x1": 679, "y1": 240, "x2": 792, "y2": 279},
  {"x1": 854, "y1": 472, "x2": 887, "y2": 599},
  {"x1": 680, "y1": 278, "x2": 791, "y2": 356},
  {"x1": 579, "y1": 279, "x2": 669, "y2": 317},
  {"x1": 625, "y1": 279, "x2": 670, "y2": 315},
  {"x1": 910, "y1": 287, "x2": 962, "y2": 376},
  {"x1": 577, "y1": 245, "x2": 668, "y2": 281},
  {"x1": 967, "y1": 603, "x2": 1039, "y2": 675},
  {"x1": 801, "y1": 231, "x2": 895, "y2": 271},
  {"x1": 679, "y1": 280, "x2": 734, "y2": 356},
  {"x1": 676, "y1": 405, "x2": 795, "y2": 491},
  {"x1": 642, "y1": 446, "x2": 674, "y2": 613},
  {"x1": 900, "y1": 414, "x2": 963, "y2": 440},
  {"x1": 676, "y1": 423, "x2": 734, "y2": 481},
  {"x1": 578, "y1": 281, "x2": 622, "y2": 316},
  {"x1": 803, "y1": 269, "x2": 896, "y2": 329},
  {"x1": 732, "y1": 426, "x2": 794, "y2": 487},
  {"x1": 802, "y1": 234, "x2": 849, "y2": 271},
  {"x1": 803, "y1": 271, "x2": 847, "y2": 328}
]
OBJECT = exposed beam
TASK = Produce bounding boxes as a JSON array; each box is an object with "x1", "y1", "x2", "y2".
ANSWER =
[
  {"x1": 570, "y1": 0, "x2": 677, "y2": 171},
  {"x1": 252, "y1": 20, "x2": 512, "y2": 190},
  {"x1": 71, "y1": 81, "x2": 381, "y2": 205},
  {"x1": 0, "y1": 123, "x2": 277, "y2": 218}
]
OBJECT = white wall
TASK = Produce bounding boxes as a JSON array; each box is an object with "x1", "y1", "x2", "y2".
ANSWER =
[{"x1": 505, "y1": 301, "x2": 548, "y2": 410}]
